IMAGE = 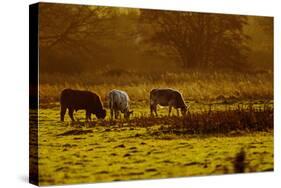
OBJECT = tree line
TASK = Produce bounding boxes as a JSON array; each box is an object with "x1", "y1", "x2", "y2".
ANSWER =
[{"x1": 39, "y1": 3, "x2": 273, "y2": 73}]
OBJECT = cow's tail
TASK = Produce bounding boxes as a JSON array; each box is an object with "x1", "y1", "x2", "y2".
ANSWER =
[
  {"x1": 149, "y1": 91, "x2": 155, "y2": 114},
  {"x1": 149, "y1": 91, "x2": 153, "y2": 107},
  {"x1": 109, "y1": 92, "x2": 115, "y2": 119},
  {"x1": 109, "y1": 92, "x2": 113, "y2": 109}
]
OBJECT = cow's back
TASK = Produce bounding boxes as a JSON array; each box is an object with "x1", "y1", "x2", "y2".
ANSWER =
[
  {"x1": 109, "y1": 90, "x2": 129, "y2": 111},
  {"x1": 60, "y1": 89, "x2": 102, "y2": 110},
  {"x1": 150, "y1": 89, "x2": 173, "y2": 106}
]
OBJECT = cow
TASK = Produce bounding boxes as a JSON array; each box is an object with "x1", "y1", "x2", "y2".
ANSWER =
[
  {"x1": 108, "y1": 89, "x2": 133, "y2": 119},
  {"x1": 60, "y1": 89, "x2": 106, "y2": 121},
  {"x1": 150, "y1": 88, "x2": 188, "y2": 117}
]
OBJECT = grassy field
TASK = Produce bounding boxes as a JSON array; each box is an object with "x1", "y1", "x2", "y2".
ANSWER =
[
  {"x1": 36, "y1": 101, "x2": 273, "y2": 185},
  {"x1": 34, "y1": 70, "x2": 273, "y2": 185}
]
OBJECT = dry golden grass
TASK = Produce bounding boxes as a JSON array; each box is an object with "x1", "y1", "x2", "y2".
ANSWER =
[{"x1": 39, "y1": 70, "x2": 273, "y2": 104}]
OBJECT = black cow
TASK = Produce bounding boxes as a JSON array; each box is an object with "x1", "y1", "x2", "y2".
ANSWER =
[{"x1": 60, "y1": 89, "x2": 106, "y2": 121}]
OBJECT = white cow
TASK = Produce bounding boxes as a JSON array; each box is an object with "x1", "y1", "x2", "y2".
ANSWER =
[{"x1": 108, "y1": 89, "x2": 133, "y2": 119}]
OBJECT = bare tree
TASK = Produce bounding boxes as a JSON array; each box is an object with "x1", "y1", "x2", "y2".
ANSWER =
[
  {"x1": 139, "y1": 10, "x2": 250, "y2": 70},
  {"x1": 39, "y1": 3, "x2": 115, "y2": 55}
]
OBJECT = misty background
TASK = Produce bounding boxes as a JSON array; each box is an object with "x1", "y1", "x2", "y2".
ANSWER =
[{"x1": 39, "y1": 3, "x2": 273, "y2": 77}]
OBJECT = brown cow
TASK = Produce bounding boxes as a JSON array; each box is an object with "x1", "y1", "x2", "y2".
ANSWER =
[
  {"x1": 60, "y1": 89, "x2": 106, "y2": 121},
  {"x1": 150, "y1": 88, "x2": 188, "y2": 116}
]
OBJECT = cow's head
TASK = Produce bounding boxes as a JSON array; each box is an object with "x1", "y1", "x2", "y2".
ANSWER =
[
  {"x1": 124, "y1": 110, "x2": 133, "y2": 119},
  {"x1": 181, "y1": 104, "x2": 190, "y2": 116},
  {"x1": 96, "y1": 109, "x2": 106, "y2": 119}
]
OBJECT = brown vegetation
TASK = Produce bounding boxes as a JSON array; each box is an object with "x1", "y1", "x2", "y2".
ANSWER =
[
  {"x1": 39, "y1": 70, "x2": 273, "y2": 104},
  {"x1": 64, "y1": 105, "x2": 273, "y2": 136},
  {"x1": 150, "y1": 105, "x2": 273, "y2": 135}
]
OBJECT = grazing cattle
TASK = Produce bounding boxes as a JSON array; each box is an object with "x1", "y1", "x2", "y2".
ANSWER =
[
  {"x1": 150, "y1": 88, "x2": 188, "y2": 116},
  {"x1": 108, "y1": 89, "x2": 133, "y2": 119},
  {"x1": 60, "y1": 89, "x2": 106, "y2": 121}
]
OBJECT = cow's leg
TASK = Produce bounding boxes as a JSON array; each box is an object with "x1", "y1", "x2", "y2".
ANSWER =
[
  {"x1": 114, "y1": 109, "x2": 117, "y2": 119},
  {"x1": 68, "y1": 108, "x2": 75, "y2": 121},
  {"x1": 117, "y1": 111, "x2": 120, "y2": 119},
  {"x1": 86, "y1": 110, "x2": 91, "y2": 121},
  {"x1": 118, "y1": 111, "x2": 121, "y2": 119},
  {"x1": 85, "y1": 111, "x2": 88, "y2": 121},
  {"x1": 154, "y1": 105, "x2": 158, "y2": 117},
  {"x1": 168, "y1": 100, "x2": 176, "y2": 116},
  {"x1": 177, "y1": 109, "x2": 180, "y2": 116},
  {"x1": 168, "y1": 105, "x2": 172, "y2": 116},
  {"x1": 110, "y1": 108, "x2": 114, "y2": 120},
  {"x1": 168, "y1": 101, "x2": 174, "y2": 116},
  {"x1": 150, "y1": 102, "x2": 154, "y2": 116},
  {"x1": 181, "y1": 108, "x2": 187, "y2": 116},
  {"x1": 60, "y1": 105, "x2": 67, "y2": 121}
]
